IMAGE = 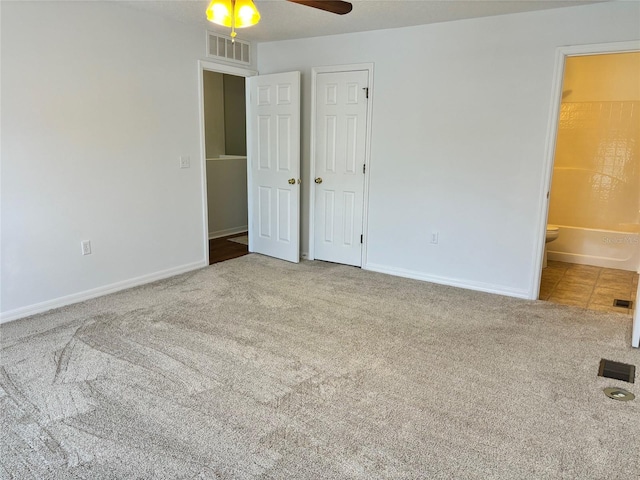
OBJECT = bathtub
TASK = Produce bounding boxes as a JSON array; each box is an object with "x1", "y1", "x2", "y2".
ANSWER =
[{"x1": 547, "y1": 225, "x2": 640, "y2": 272}]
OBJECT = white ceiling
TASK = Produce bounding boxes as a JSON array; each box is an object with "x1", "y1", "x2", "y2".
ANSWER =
[{"x1": 120, "y1": 0, "x2": 607, "y2": 43}]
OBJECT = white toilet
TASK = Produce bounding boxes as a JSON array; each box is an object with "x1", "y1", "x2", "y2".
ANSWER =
[{"x1": 543, "y1": 225, "x2": 560, "y2": 268}]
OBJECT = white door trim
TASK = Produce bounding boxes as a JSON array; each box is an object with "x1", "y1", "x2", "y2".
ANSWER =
[
  {"x1": 308, "y1": 63, "x2": 374, "y2": 262},
  {"x1": 532, "y1": 41, "x2": 640, "y2": 348},
  {"x1": 633, "y1": 285, "x2": 640, "y2": 348},
  {"x1": 197, "y1": 60, "x2": 257, "y2": 264}
]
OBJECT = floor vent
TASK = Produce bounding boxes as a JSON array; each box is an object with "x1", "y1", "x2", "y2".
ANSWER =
[
  {"x1": 613, "y1": 298, "x2": 632, "y2": 309},
  {"x1": 598, "y1": 359, "x2": 635, "y2": 383}
]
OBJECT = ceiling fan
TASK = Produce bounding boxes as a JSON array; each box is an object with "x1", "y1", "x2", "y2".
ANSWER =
[{"x1": 286, "y1": 0, "x2": 353, "y2": 15}]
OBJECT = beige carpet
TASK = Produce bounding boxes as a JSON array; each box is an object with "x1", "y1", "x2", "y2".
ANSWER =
[
  {"x1": 228, "y1": 235, "x2": 249, "y2": 245},
  {"x1": 1, "y1": 254, "x2": 638, "y2": 479}
]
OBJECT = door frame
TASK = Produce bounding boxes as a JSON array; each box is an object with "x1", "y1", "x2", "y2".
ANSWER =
[
  {"x1": 308, "y1": 63, "x2": 375, "y2": 263},
  {"x1": 533, "y1": 41, "x2": 640, "y2": 347},
  {"x1": 633, "y1": 286, "x2": 640, "y2": 348},
  {"x1": 197, "y1": 60, "x2": 257, "y2": 264}
]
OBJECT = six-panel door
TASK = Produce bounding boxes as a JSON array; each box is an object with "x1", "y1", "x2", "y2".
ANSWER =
[
  {"x1": 247, "y1": 71, "x2": 301, "y2": 263},
  {"x1": 313, "y1": 70, "x2": 369, "y2": 267}
]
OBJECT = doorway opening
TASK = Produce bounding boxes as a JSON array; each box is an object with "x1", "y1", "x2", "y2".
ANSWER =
[
  {"x1": 538, "y1": 50, "x2": 640, "y2": 319},
  {"x1": 199, "y1": 61, "x2": 256, "y2": 265}
]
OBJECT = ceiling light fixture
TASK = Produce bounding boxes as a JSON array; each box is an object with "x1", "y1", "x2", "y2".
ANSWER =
[{"x1": 206, "y1": 0, "x2": 260, "y2": 42}]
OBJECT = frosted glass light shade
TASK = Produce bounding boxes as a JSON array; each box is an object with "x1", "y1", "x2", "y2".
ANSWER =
[
  {"x1": 234, "y1": 0, "x2": 261, "y2": 28},
  {"x1": 206, "y1": 0, "x2": 260, "y2": 29},
  {"x1": 206, "y1": 0, "x2": 233, "y2": 27}
]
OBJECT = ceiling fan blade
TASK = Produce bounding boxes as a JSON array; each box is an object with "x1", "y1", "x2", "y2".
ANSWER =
[{"x1": 286, "y1": 0, "x2": 353, "y2": 15}]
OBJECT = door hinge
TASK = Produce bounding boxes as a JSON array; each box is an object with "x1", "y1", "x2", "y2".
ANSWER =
[
  {"x1": 363, "y1": 87, "x2": 369, "y2": 99},
  {"x1": 360, "y1": 234, "x2": 363, "y2": 244},
  {"x1": 363, "y1": 164, "x2": 366, "y2": 174}
]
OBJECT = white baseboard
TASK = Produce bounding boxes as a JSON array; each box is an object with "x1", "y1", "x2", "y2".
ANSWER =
[
  {"x1": 0, "y1": 260, "x2": 208, "y2": 324},
  {"x1": 363, "y1": 262, "x2": 530, "y2": 300},
  {"x1": 208, "y1": 226, "x2": 248, "y2": 240}
]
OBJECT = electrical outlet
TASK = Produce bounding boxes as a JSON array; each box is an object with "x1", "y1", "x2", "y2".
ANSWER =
[
  {"x1": 179, "y1": 156, "x2": 190, "y2": 169},
  {"x1": 81, "y1": 240, "x2": 92, "y2": 256},
  {"x1": 430, "y1": 232, "x2": 439, "y2": 244}
]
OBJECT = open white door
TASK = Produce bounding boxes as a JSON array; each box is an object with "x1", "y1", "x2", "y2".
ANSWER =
[
  {"x1": 246, "y1": 71, "x2": 301, "y2": 263},
  {"x1": 633, "y1": 285, "x2": 639, "y2": 348}
]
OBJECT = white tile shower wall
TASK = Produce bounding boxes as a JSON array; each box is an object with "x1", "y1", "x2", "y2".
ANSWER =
[{"x1": 548, "y1": 101, "x2": 640, "y2": 232}]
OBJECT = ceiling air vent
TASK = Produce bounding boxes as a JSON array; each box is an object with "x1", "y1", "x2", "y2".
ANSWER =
[{"x1": 207, "y1": 32, "x2": 251, "y2": 65}]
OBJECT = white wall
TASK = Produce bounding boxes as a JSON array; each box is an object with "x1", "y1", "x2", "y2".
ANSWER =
[
  {"x1": 1, "y1": 2, "x2": 208, "y2": 320},
  {"x1": 257, "y1": 1, "x2": 640, "y2": 299},
  {"x1": 563, "y1": 52, "x2": 640, "y2": 102},
  {"x1": 223, "y1": 74, "x2": 247, "y2": 156},
  {"x1": 206, "y1": 157, "x2": 248, "y2": 238},
  {"x1": 203, "y1": 71, "x2": 226, "y2": 158}
]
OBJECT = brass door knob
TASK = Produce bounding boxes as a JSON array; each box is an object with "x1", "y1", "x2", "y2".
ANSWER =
[
  {"x1": 288, "y1": 178, "x2": 295, "y2": 185},
  {"x1": 315, "y1": 177, "x2": 323, "y2": 184}
]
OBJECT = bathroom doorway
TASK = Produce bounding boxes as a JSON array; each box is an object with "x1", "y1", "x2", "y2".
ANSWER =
[{"x1": 539, "y1": 48, "x2": 640, "y2": 320}]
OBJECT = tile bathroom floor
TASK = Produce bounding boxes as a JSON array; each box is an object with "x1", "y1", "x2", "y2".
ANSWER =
[{"x1": 539, "y1": 261, "x2": 638, "y2": 316}]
